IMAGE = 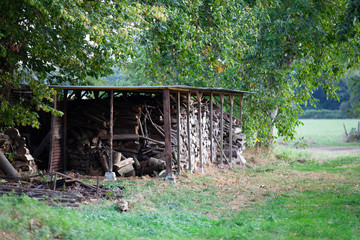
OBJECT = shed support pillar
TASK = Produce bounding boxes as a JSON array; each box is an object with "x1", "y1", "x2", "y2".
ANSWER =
[
  {"x1": 229, "y1": 95, "x2": 234, "y2": 164},
  {"x1": 63, "y1": 90, "x2": 68, "y2": 171},
  {"x1": 209, "y1": 92, "x2": 213, "y2": 163},
  {"x1": 186, "y1": 92, "x2": 192, "y2": 173},
  {"x1": 220, "y1": 94, "x2": 224, "y2": 164},
  {"x1": 163, "y1": 89, "x2": 175, "y2": 182},
  {"x1": 105, "y1": 90, "x2": 116, "y2": 180},
  {"x1": 239, "y1": 95, "x2": 243, "y2": 129},
  {"x1": 196, "y1": 91, "x2": 203, "y2": 172},
  {"x1": 176, "y1": 91, "x2": 181, "y2": 175}
]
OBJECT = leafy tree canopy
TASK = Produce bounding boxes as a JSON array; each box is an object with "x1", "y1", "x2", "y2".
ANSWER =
[
  {"x1": 0, "y1": 0, "x2": 136, "y2": 128},
  {"x1": 124, "y1": 0, "x2": 360, "y2": 144},
  {"x1": 1, "y1": 0, "x2": 360, "y2": 145}
]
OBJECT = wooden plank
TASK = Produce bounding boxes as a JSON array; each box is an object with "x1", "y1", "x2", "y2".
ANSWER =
[
  {"x1": 229, "y1": 94, "x2": 234, "y2": 164},
  {"x1": 210, "y1": 92, "x2": 213, "y2": 163},
  {"x1": 196, "y1": 91, "x2": 203, "y2": 171},
  {"x1": 220, "y1": 94, "x2": 224, "y2": 164},
  {"x1": 187, "y1": 92, "x2": 192, "y2": 172},
  {"x1": 101, "y1": 134, "x2": 139, "y2": 141},
  {"x1": 63, "y1": 89, "x2": 68, "y2": 171},
  {"x1": 109, "y1": 90, "x2": 114, "y2": 172},
  {"x1": 177, "y1": 91, "x2": 181, "y2": 174},
  {"x1": 163, "y1": 89, "x2": 172, "y2": 175}
]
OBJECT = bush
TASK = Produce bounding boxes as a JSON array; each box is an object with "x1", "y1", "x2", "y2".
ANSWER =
[{"x1": 300, "y1": 109, "x2": 353, "y2": 119}]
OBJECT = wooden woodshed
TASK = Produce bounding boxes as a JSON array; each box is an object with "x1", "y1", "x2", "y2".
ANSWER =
[{"x1": 48, "y1": 85, "x2": 251, "y2": 179}]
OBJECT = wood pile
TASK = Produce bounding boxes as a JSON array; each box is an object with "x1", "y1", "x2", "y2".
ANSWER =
[
  {"x1": 177, "y1": 99, "x2": 246, "y2": 172},
  {"x1": 64, "y1": 93, "x2": 246, "y2": 176},
  {"x1": 66, "y1": 96, "x2": 167, "y2": 176},
  {"x1": 0, "y1": 128, "x2": 37, "y2": 173},
  {"x1": 0, "y1": 171, "x2": 124, "y2": 207}
]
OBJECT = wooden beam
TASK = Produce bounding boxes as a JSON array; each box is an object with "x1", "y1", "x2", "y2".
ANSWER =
[
  {"x1": 109, "y1": 90, "x2": 114, "y2": 172},
  {"x1": 239, "y1": 94, "x2": 243, "y2": 129},
  {"x1": 177, "y1": 91, "x2": 181, "y2": 175},
  {"x1": 229, "y1": 94, "x2": 234, "y2": 164},
  {"x1": 163, "y1": 89, "x2": 172, "y2": 176},
  {"x1": 48, "y1": 93, "x2": 57, "y2": 171},
  {"x1": 196, "y1": 91, "x2": 203, "y2": 171},
  {"x1": 63, "y1": 90, "x2": 68, "y2": 171},
  {"x1": 220, "y1": 94, "x2": 224, "y2": 164},
  {"x1": 99, "y1": 91, "x2": 107, "y2": 99},
  {"x1": 93, "y1": 90, "x2": 99, "y2": 99},
  {"x1": 187, "y1": 92, "x2": 192, "y2": 172},
  {"x1": 209, "y1": 92, "x2": 213, "y2": 163},
  {"x1": 75, "y1": 91, "x2": 81, "y2": 99}
]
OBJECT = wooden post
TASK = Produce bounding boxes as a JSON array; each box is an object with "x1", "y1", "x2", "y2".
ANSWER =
[
  {"x1": 96, "y1": 176, "x2": 100, "y2": 197},
  {"x1": 220, "y1": 94, "x2": 224, "y2": 164},
  {"x1": 109, "y1": 90, "x2": 114, "y2": 172},
  {"x1": 229, "y1": 95, "x2": 234, "y2": 164},
  {"x1": 63, "y1": 90, "x2": 68, "y2": 171},
  {"x1": 48, "y1": 93, "x2": 57, "y2": 171},
  {"x1": 53, "y1": 172, "x2": 57, "y2": 191},
  {"x1": 177, "y1": 91, "x2": 181, "y2": 175},
  {"x1": 239, "y1": 95, "x2": 243, "y2": 129},
  {"x1": 196, "y1": 91, "x2": 203, "y2": 171},
  {"x1": 210, "y1": 92, "x2": 213, "y2": 163},
  {"x1": 94, "y1": 90, "x2": 99, "y2": 99},
  {"x1": 187, "y1": 91, "x2": 192, "y2": 172},
  {"x1": 163, "y1": 89, "x2": 172, "y2": 176}
]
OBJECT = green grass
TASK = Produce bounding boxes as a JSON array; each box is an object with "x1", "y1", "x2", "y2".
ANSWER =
[
  {"x1": 202, "y1": 190, "x2": 360, "y2": 239},
  {"x1": 1, "y1": 152, "x2": 360, "y2": 239},
  {"x1": 280, "y1": 119, "x2": 360, "y2": 146}
]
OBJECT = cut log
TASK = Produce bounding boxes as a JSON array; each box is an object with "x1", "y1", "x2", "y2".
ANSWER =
[
  {"x1": 117, "y1": 164, "x2": 135, "y2": 177},
  {"x1": 0, "y1": 151, "x2": 19, "y2": 179},
  {"x1": 113, "y1": 158, "x2": 134, "y2": 171},
  {"x1": 113, "y1": 151, "x2": 122, "y2": 166},
  {"x1": 132, "y1": 156, "x2": 141, "y2": 170},
  {"x1": 99, "y1": 153, "x2": 109, "y2": 172},
  {"x1": 149, "y1": 157, "x2": 165, "y2": 167}
]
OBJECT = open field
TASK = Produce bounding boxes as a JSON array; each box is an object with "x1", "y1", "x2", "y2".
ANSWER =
[
  {"x1": 1, "y1": 148, "x2": 360, "y2": 239},
  {"x1": 279, "y1": 119, "x2": 360, "y2": 146}
]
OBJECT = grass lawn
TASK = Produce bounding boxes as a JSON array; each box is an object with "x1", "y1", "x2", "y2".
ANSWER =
[
  {"x1": 1, "y1": 120, "x2": 360, "y2": 239},
  {"x1": 1, "y1": 150, "x2": 360, "y2": 239},
  {"x1": 280, "y1": 119, "x2": 360, "y2": 146}
]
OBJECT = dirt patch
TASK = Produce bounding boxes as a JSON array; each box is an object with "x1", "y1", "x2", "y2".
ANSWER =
[{"x1": 305, "y1": 146, "x2": 360, "y2": 160}]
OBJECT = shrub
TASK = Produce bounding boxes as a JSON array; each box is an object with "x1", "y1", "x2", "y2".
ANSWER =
[{"x1": 300, "y1": 109, "x2": 353, "y2": 119}]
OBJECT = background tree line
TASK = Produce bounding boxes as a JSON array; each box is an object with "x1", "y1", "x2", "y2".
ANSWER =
[{"x1": 1, "y1": 0, "x2": 360, "y2": 146}]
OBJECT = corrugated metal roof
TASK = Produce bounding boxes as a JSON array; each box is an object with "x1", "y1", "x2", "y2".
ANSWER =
[{"x1": 49, "y1": 85, "x2": 254, "y2": 95}]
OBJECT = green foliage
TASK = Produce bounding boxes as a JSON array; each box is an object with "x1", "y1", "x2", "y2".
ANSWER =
[
  {"x1": 0, "y1": 0, "x2": 136, "y2": 128},
  {"x1": 123, "y1": 0, "x2": 360, "y2": 145},
  {"x1": 300, "y1": 109, "x2": 353, "y2": 119},
  {"x1": 346, "y1": 71, "x2": 360, "y2": 117},
  {"x1": 2, "y1": 0, "x2": 360, "y2": 145}
]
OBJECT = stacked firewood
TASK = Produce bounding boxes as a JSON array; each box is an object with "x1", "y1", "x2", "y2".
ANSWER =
[
  {"x1": 66, "y1": 96, "x2": 166, "y2": 176},
  {"x1": 0, "y1": 128, "x2": 37, "y2": 172},
  {"x1": 65, "y1": 94, "x2": 245, "y2": 176},
  {"x1": 177, "y1": 99, "x2": 246, "y2": 172}
]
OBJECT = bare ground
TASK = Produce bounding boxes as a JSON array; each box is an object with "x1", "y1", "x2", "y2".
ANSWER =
[
  {"x1": 305, "y1": 145, "x2": 360, "y2": 155},
  {"x1": 304, "y1": 146, "x2": 360, "y2": 161}
]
